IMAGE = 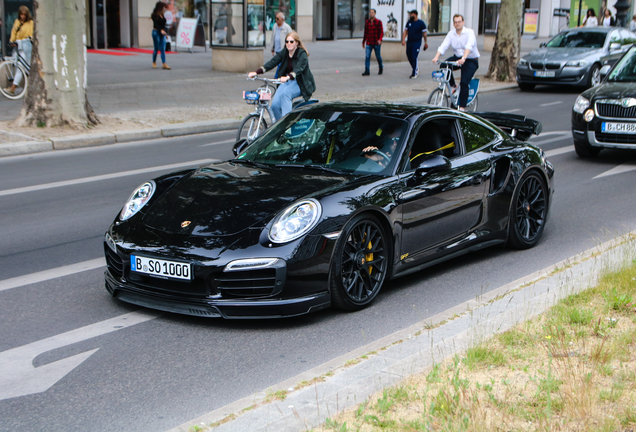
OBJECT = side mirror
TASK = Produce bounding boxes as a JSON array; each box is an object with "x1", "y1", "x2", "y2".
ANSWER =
[
  {"x1": 233, "y1": 139, "x2": 249, "y2": 157},
  {"x1": 609, "y1": 42, "x2": 621, "y2": 51},
  {"x1": 539, "y1": 42, "x2": 547, "y2": 48},
  {"x1": 599, "y1": 64, "x2": 611, "y2": 80},
  {"x1": 414, "y1": 155, "x2": 451, "y2": 177}
]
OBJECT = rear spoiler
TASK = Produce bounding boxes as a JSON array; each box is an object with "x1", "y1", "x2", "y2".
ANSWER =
[{"x1": 474, "y1": 112, "x2": 542, "y2": 142}]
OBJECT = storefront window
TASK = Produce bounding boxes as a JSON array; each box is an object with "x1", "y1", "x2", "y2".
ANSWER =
[
  {"x1": 337, "y1": 0, "x2": 368, "y2": 39},
  {"x1": 483, "y1": 0, "x2": 500, "y2": 34},
  {"x1": 266, "y1": 0, "x2": 296, "y2": 31},
  {"x1": 247, "y1": 0, "x2": 265, "y2": 47},
  {"x1": 427, "y1": 0, "x2": 450, "y2": 34},
  {"x1": 211, "y1": 0, "x2": 264, "y2": 47}
]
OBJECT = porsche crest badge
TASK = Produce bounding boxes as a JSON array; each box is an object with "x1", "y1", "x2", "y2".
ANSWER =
[{"x1": 181, "y1": 221, "x2": 191, "y2": 228}]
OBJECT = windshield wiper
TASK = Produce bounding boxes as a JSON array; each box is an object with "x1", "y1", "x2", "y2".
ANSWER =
[
  {"x1": 232, "y1": 159, "x2": 271, "y2": 169},
  {"x1": 274, "y1": 163, "x2": 348, "y2": 174}
]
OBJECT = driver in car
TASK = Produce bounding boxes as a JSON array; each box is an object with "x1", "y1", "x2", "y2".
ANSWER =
[{"x1": 361, "y1": 127, "x2": 401, "y2": 167}]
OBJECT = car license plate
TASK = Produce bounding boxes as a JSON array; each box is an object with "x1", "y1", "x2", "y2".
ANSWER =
[
  {"x1": 602, "y1": 122, "x2": 636, "y2": 134},
  {"x1": 534, "y1": 71, "x2": 556, "y2": 77},
  {"x1": 130, "y1": 255, "x2": 191, "y2": 280}
]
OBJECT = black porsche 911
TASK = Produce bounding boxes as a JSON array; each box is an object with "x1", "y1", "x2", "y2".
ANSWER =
[{"x1": 104, "y1": 102, "x2": 554, "y2": 319}]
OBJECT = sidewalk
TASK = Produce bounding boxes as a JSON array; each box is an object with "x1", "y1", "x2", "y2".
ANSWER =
[{"x1": 0, "y1": 35, "x2": 548, "y2": 156}]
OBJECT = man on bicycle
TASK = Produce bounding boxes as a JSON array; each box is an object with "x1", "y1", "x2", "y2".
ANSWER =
[{"x1": 431, "y1": 14, "x2": 479, "y2": 111}]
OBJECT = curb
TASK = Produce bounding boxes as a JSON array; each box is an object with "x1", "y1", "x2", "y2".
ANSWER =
[
  {"x1": 0, "y1": 83, "x2": 517, "y2": 158},
  {"x1": 167, "y1": 232, "x2": 636, "y2": 432}
]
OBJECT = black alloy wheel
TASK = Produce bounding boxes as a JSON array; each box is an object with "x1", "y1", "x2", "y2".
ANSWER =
[
  {"x1": 508, "y1": 171, "x2": 547, "y2": 249},
  {"x1": 330, "y1": 215, "x2": 389, "y2": 311}
]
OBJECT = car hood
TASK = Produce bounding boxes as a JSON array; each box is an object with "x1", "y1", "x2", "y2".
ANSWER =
[
  {"x1": 142, "y1": 161, "x2": 350, "y2": 237},
  {"x1": 584, "y1": 81, "x2": 636, "y2": 100},
  {"x1": 524, "y1": 47, "x2": 601, "y2": 62}
]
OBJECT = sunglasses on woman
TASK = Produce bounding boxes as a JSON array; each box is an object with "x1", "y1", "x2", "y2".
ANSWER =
[{"x1": 285, "y1": 40, "x2": 296, "y2": 44}]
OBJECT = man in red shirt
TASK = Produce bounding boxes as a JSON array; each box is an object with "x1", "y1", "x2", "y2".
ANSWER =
[{"x1": 362, "y1": 9, "x2": 383, "y2": 76}]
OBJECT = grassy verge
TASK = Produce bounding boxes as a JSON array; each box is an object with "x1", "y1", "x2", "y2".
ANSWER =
[{"x1": 313, "y1": 258, "x2": 636, "y2": 432}]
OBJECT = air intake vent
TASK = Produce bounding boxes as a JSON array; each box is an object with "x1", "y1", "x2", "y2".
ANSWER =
[{"x1": 215, "y1": 268, "x2": 281, "y2": 298}]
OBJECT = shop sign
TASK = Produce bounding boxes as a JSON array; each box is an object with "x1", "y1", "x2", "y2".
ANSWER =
[{"x1": 524, "y1": 9, "x2": 539, "y2": 34}]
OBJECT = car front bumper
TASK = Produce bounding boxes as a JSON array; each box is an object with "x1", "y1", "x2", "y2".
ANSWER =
[
  {"x1": 572, "y1": 111, "x2": 636, "y2": 149},
  {"x1": 517, "y1": 65, "x2": 590, "y2": 87}
]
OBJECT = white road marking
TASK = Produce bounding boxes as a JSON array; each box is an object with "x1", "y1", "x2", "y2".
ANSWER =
[
  {"x1": 199, "y1": 139, "x2": 238, "y2": 147},
  {"x1": 502, "y1": 109, "x2": 521, "y2": 113},
  {"x1": 593, "y1": 163, "x2": 636, "y2": 179},
  {"x1": 0, "y1": 258, "x2": 106, "y2": 293},
  {"x1": 539, "y1": 101, "x2": 563, "y2": 107},
  {"x1": 0, "y1": 159, "x2": 218, "y2": 197},
  {"x1": 544, "y1": 145, "x2": 574, "y2": 157},
  {"x1": 531, "y1": 135, "x2": 573, "y2": 146},
  {"x1": 0, "y1": 310, "x2": 160, "y2": 401}
]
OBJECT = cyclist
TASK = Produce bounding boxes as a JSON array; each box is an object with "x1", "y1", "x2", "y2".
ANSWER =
[
  {"x1": 248, "y1": 31, "x2": 315, "y2": 122},
  {"x1": 4, "y1": 5, "x2": 33, "y2": 96},
  {"x1": 431, "y1": 14, "x2": 479, "y2": 111}
]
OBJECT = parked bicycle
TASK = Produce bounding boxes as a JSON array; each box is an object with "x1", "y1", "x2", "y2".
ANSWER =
[
  {"x1": 237, "y1": 76, "x2": 281, "y2": 142},
  {"x1": 0, "y1": 39, "x2": 31, "y2": 100},
  {"x1": 427, "y1": 61, "x2": 479, "y2": 112}
]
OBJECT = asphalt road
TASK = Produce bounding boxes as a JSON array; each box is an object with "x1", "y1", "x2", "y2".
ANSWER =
[{"x1": 2, "y1": 88, "x2": 636, "y2": 432}]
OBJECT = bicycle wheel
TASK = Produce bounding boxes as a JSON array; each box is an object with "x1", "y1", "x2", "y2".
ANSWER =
[
  {"x1": 427, "y1": 87, "x2": 450, "y2": 108},
  {"x1": 465, "y1": 94, "x2": 479, "y2": 112},
  {"x1": 237, "y1": 113, "x2": 268, "y2": 142},
  {"x1": 0, "y1": 61, "x2": 27, "y2": 100}
]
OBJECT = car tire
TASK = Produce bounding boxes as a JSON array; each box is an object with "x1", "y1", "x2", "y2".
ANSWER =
[
  {"x1": 507, "y1": 171, "x2": 548, "y2": 250},
  {"x1": 574, "y1": 141, "x2": 602, "y2": 158},
  {"x1": 330, "y1": 214, "x2": 389, "y2": 311},
  {"x1": 587, "y1": 64, "x2": 601, "y2": 88},
  {"x1": 518, "y1": 83, "x2": 535, "y2": 92}
]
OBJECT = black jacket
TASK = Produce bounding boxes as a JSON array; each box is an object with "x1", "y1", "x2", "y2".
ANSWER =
[{"x1": 262, "y1": 47, "x2": 316, "y2": 101}]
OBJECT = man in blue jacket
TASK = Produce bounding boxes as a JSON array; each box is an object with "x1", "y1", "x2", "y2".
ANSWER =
[{"x1": 401, "y1": 10, "x2": 428, "y2": 79}]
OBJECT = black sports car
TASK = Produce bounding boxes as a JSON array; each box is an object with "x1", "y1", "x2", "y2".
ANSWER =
[
  {"x1": 572, "y1": 45, "x2": 636, "y2": 157},
  {"x1": 104, "y1": 103, "x2": 554, "y2": 319}
]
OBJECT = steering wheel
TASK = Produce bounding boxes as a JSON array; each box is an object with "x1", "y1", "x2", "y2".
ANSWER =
[{"x1": 361, "y1": 149, "x2": 391, "y2": 164}]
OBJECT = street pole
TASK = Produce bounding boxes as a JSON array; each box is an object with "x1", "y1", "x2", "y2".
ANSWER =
[{"x1": 614, "y1": 0, "x2": 631, "y2": 27}]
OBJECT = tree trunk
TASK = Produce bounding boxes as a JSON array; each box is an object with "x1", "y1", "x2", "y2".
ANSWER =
[
  {"x1": 17, "y1": 0, "x2": 99, "y2": 127},
  {"x1": 485, "y1": 0, "x2": 523, "y2": 82}
]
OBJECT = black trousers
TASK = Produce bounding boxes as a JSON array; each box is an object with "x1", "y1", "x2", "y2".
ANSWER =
[{"x1": 444, "y1": 55, "x2": 479, "y2": 107}]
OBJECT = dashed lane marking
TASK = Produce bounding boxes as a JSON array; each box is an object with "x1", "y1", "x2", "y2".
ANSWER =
[
  {"x1": 593, "y1": 163, "x2": 636, "y2": 179},
  {"x1": 539, "y1": 101, "x2": 563, "y2": 107},
  {"x1": 0, "y1": 258, "x2": 106, "y2": 292},
  {"x1": 502, "y1": 108, "x2": 521, "y2": 113},
  {"x1": 544, "y1": 145, "x2": 574, "y2": 157}
]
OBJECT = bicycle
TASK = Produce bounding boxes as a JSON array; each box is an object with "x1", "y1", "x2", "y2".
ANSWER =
[
  {"x1": 0, "y1": 39, "x2": 31, "y2": 100},
  {"x1": 427, "y1": 61, "x2": 479, "y2": 112},
  {"x1": 236, "y1": 76, "x2": 281, "y2": 142}
]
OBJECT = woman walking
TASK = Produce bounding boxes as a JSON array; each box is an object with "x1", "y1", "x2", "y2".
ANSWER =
[
  {"x1": 4, "y1": 5, "x2": 33, "y2": 96},
  {"x1": 248, "y1": 31, "x2": 315, "y2": 122},
  {"x1": 581, "y1": 8, "x2": 598, "y2": 27},
  {"x1": 151, "y1": 2, "x2": 171, "y2": 70}
]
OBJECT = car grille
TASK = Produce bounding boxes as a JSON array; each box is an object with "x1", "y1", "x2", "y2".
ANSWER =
[
  {"x1": 530, "y1": 62, "x2": 561, "y2": 70},
  {"x1": 104, "y1": 245, "x2": 124, "y2": 279},
  {"x1": 215, "y1": 268, "x2": 279, "y2": 298},
  {"x1": 126, "y1": 272, "x2": 210, "y2": 296},
  {"x1": 596, "y1": 103, "x2": 636, "y2": 119},
  {"x1": 595, "y1": 131, "x2": 636, "y2": 144}
]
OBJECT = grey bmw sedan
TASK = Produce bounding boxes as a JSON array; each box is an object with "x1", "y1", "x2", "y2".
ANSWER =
[{"x1": 516, "y1": 27, "x2": 636, "y2": 91}]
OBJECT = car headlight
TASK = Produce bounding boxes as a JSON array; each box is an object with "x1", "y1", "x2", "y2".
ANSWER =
[
  {"x1": 518, "y1": 58, "x2": 528, "y2": 67},
  {"x1": 119, "y1": 181, "x2": 156, "y2": 221},
  {"x1": 565, "y1": 60, "x2": 588, "y2": 67},
  {"x1": 269, "y1": 199, "x2": 322, "y2": 243},
  {"x1": 573, "y1": 95, "x2": 590, "y2": 113},
  {"x1": 584, "y1": 109, "x2": 595, "y2": 122}
]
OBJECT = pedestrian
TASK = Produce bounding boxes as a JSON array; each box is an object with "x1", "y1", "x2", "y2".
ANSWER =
[
  {"x1": 248, "y1": 31, "x2": 315, "y2": 122},
  {"x1": 431, "y1": 14, "x2": 480, "y2": 111},
  {"x1": 271, "y1": 12, "x2": 292, "y2": 78},
  {"x1": 4, "y1": 5, "x2": 32, "y2": 96},
  {"x1": 601, "y1": 8, "x2": 616, "y2": 26},
  {"x1": 401, "y1": 10, "x2": 428, "y2": 79},
  {"x1": 362, "y1": 8, "x2": 383, "y2": 76},
  {"x1": 151, "y1": 1, "x2": 171, "y2": 70},
  {"x1": 630, "y1": 14, "x2": 636, "y2": 31},
  {"x1": 580, "y1": 8, "x2": 598, "y2": 27}
]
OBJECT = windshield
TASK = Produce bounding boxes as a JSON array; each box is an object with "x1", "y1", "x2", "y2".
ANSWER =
[
  {"x1": 237, "y1": 109, "x2": 409, "y2": 175},
  {"x1": 546, "y1": 31, "x2": 606, "y2": 48},
  {"x1": 608, "y1": 47, "x2": 636, "y2": 82}
]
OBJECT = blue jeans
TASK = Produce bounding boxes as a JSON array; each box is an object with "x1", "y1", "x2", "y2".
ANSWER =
[
  {"x1": 271, "y1": 80, "x2": 301, "y2": 122},
  {"x1": 365, "y1": 44, "x2": 383, "y2": 72},
  {"x1": 152, "y1": 29, "x2": 166, "y2": 64},
  {"x1": 444, "y1": 55, "x2": 479, "y2": 108},
  {"x1": 406, "y1": 43, "x2": 421, "y2": 76}
]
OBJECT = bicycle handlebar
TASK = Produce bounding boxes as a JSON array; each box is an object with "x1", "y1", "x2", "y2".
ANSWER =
[
  {"x1": 438, "y1": 61, "x2": 461, "y2": 67},
  {"x1": 247, "y1": 76, "x2": 282, "y2": 85}
]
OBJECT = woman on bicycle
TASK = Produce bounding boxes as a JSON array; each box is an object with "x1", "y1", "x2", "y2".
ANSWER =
[
  {"x1": 431, "y1": 14, "x2": 479, "y2": 112},
  {"x1": 4, "y1": 5, "x2": 33, "y2": 96},
  {"x1": 248, "y1": 31, "x2": 315, "y2": 122}
]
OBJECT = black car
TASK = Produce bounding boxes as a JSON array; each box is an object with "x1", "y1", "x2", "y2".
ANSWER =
[
  {"x1": 104, "y1": 103, "x2": 554, "y2": 319},
  {"x1": 516, "y1": 27, "x2": 636, "y2": 91},
  {"x1": 572, "y1": 45, "x2": 636, "y2": 157}
]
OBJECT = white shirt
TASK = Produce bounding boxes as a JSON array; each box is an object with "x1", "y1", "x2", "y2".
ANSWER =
[
  {"x1": 584, "y1": 16, "x2": 598, "y2": 27},
  {"x1": 437, "y1": 27, "x2": 480, "y2": 59},
  {"x1": 602, "y1": 16, "x2": 612, "y2": 26}
]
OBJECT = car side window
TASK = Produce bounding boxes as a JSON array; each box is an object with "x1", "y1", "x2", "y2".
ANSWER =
[
  {"x1": 609, "y1": 30, "x2": 621, "y2": 46},
  {"x1": 458, "y1": 119, "x2": 497, "y2": 153},
  {"x1": 620, "y1": 29, "x2": 635, "y2": 46},
  {"x1": 406, "y1": 118, "x2": 460, "y2": 171}
]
